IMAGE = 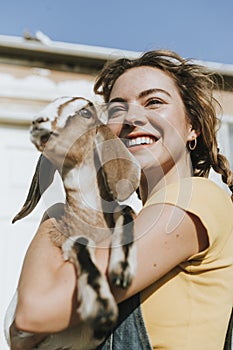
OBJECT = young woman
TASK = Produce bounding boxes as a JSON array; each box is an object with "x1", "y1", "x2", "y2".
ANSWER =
[{"x1": 9, "y1": 50, "x2": 233, "y2": 349}]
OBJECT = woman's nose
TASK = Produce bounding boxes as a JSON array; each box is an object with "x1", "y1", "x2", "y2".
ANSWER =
[{"x1": 124, "y1": 105, "x2": 147, "y2": 127}]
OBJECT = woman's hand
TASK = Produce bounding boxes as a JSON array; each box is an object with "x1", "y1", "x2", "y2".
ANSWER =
[
  {"x1": 10, "y1": 321, "x2": 46, "y2": 350},
  {"x1": 15, "y1": 216, "x2": 79, "y2": 333}
]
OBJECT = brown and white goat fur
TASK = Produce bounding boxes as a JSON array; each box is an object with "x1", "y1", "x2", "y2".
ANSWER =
[{"x1": 10, "y1": 97, "x2": 140, "y2": 349}]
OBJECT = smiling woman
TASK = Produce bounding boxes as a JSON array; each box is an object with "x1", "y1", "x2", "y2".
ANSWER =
[
  {"x1": 93, "y1": 50, "x2": 233, "y2": 349},
  {"x1": 8, "y1": 50, "x2": 233, "y2": 350}
]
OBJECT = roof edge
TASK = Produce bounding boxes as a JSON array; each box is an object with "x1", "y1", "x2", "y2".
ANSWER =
[{"x1": 0, "y1": 34, "x2": 233, "y2": 76}]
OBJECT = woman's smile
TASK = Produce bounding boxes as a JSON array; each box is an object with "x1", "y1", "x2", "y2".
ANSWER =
[{"x1": 123, "y1": 133, "x2": 159, "y2": 149}]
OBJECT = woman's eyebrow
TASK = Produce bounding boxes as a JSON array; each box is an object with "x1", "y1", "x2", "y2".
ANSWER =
[
  {"x1": 108, "y1": 89, "x2": 171, "y2": 104},
  {"x1": 138, "y1": 88, "x2": 171, "y2": 99},
  {"x1": 108, "y1": 97, "x2": 127, "y2": 104}
]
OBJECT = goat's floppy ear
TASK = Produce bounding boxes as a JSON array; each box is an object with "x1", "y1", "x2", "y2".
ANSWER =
[
  {"x1": 95, "y1": 125, "x2": 141, "y2": 201},
  {"x1": 12, "y1": 154, "x2": 56, "y2": 223}
]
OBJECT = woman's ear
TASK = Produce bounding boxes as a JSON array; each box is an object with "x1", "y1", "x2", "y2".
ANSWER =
[{"x1": 187, "y1": 125, "x2": 201, "y2": 142}]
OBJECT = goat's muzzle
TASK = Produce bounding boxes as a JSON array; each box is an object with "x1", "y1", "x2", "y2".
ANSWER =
[{"x1": 30, "y1": 128, "x2": 58, "y2": 151}]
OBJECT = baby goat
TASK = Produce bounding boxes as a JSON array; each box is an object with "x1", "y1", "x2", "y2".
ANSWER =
[{"x1": 11, "y1": 96, "x2": 140, "y2": 349}]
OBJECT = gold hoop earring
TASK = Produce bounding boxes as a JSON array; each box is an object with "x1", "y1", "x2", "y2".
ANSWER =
[{"x1": 188, "y1": 138, "x2": 197, "y2": 151}]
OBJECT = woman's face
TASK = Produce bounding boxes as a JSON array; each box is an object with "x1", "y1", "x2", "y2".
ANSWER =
[{"x1": 107, "y1": 66, "x2": 197, "y2": 180}]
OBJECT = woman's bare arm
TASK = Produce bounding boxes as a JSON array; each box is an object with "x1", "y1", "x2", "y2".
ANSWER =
[
  {"x1": 15, "y1": 218, "x2": 79, "y2": 333},
  {"x1": 14, "y1": 203, "x2": 208, "y2": 333}
]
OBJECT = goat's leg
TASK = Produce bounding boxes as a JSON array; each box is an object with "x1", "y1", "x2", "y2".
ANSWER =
[
  {"x1": 108, "y1": 206, "x2": 137, "y2": 289},
  {"x1": 62, "y1": 236, "x2": 118, "y2": 339}
]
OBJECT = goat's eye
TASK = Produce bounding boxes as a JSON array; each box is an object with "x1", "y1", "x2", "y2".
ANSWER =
[{"x1": 78, "y1": 107, "x2": 93, "y2": 119}]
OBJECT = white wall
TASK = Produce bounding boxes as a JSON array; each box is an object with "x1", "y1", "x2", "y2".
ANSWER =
[
  {"x1": 0, "y1": 127, "x2": 45, "y2": 349},
  {"x1": 0, "y1": 67, "x2": 95, "y2": 349}
]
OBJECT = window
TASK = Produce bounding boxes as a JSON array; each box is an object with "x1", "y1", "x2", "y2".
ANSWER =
[
  {"x1": 210, "y1": 115, "x2": 233, "y2": 191},
  {"x1": 218, "y1": 116, "x2": 233, "y2": 170}
]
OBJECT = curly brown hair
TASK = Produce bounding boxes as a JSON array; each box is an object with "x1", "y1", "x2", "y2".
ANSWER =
[{"x1": 94, "y1": 50, "x2": 233, "y2": 196}]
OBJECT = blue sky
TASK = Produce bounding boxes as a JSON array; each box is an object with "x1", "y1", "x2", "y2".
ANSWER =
[{"x1": 1, "y1": 0, "x2": 233, "y2": 65}]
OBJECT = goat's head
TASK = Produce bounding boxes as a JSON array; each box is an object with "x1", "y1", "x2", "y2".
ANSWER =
[
  {"x1": 30, "y1": 96, "x2": 98, "y2": 171},
  {"x1": 12, "y1": 96, "x2": 141, "y2": 223}
]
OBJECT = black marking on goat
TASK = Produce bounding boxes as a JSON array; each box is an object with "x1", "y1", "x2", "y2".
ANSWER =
[
  {"x1": 93, "y1": 294, "x2": 117, "y2": 340},
  {"x1": 73, "y1": 237, "x2": 117, "y2": 338},
  {"x1": 32, "y1": 116, "x2": 50, "y2": 125},
  {"x1": 108, "y1": 205, "x2": 136, "y2": 289},
  {"x1": 121, "y1": 206, "x2": 135, "y2": 246},
  {"x1": 121, "y1": 205, "x2": 135, "y2": 265},
  {"x1": 73, "y1": 237, "x2": 102, "y2": 285}
]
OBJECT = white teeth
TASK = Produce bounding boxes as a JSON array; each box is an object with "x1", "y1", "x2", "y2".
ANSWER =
[{"x1": 128, "y1": 136, "x2": 155, "y2": 147}]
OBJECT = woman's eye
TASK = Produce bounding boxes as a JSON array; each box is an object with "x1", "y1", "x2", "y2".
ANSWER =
[
  {"x1": 146, "y1": 98, "x2": 163, "y2": 107},
  {"x1": 78, "y1": 107, "x2": 93, "y2": 119},
  {"x1": 108, "y1": 104, "x2": 127, "y2": 119}
]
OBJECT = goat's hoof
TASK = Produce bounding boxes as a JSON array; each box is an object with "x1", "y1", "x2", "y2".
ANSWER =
[
  {"x1": 62, "y1": 238, "x2": 75, "y2": 261},
  {"x1": 78, "y1": 296, "x2": 118, "y2": 340},
  {"x1": 93, "y1": 308, "x2": 118, "y2": 340},
  {"x1": 77, "y1": 292, "x2": 118, "y2": 323},
  {"x1": 77, "y1": 267, "x2": 118, "y2": 329},
  {"x1": 109, "y1": 263, "x2": 134, "y2": 289}
]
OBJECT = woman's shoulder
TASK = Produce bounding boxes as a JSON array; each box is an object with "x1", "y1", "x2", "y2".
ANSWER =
[
  {"x1": 188, "y1": 177, "x2": 233, "y2": 215},
  {"x1": 186, "y1": 177, "x2": 233, "y2": 238},
  {"x1": 191, "y1": 176, "x2": 231, "y2": 197},
  {"x1": 144, "y1": 177, "x2": 233, "y2": 245},
  {"x1": 145, "y1": 177, "x2": 232, "y2": 211}
]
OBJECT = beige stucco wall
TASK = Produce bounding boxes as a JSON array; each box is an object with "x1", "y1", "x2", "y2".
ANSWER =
[
  {"x1": 0, "y1": 62, "x2": 97, "y2": 127},
  {"x1": 0, "y1": 60, "x2": 232, "y2": 123}
]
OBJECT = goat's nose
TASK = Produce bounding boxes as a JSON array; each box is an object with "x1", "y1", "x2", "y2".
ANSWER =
[{"x1": 32, "y1": 117, "x2": 49, "y2": 125}]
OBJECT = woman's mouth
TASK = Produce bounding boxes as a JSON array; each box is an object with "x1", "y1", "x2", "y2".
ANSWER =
[{"x1": 125, "y1": 136, "x2": 157, "y2": 148}]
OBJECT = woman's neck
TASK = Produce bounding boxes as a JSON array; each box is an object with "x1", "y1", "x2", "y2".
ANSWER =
[{"x1": 140, "y1": 155, "x2": 193, "y2": 204}]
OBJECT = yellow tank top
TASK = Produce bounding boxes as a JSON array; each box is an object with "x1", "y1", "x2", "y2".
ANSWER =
[{"x1": 140, "y1": 177, "x2": 233, "y2": 349}]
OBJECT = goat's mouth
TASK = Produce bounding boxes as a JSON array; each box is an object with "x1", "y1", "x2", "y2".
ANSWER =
[
  {"x1": 40, "y1": 131, "x2": 59, "y2": 145},
  {"x1": 122, "y1": 135, "x2": 158, "y2": 148},
  {"x1": 39, "y1": 133, "x2": 51, "y2": 145},
  {"x1": 31, "y1": 130, "x2": 59, "y2": 147}
]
